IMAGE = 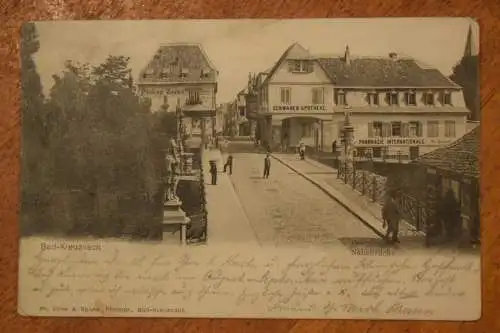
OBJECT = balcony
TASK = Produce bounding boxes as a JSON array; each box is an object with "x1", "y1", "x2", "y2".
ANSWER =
[{"x1": 185, "y1": 98, "x2": 202, "y2": 106}]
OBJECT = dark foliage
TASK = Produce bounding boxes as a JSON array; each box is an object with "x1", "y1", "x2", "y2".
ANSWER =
[{"x1": 20, "y1": 25, "x2": 176, "y2": 238}]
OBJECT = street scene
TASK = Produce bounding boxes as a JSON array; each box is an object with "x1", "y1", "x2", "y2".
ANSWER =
[{"x1": 20, "y1": 19, "x2": 480, "y2": 254}]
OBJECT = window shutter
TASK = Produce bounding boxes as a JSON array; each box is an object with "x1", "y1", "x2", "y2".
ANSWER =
[
  {"x1": 368, "y1": 122, "x2": 373, "y2": 138},
  {"x1": 402, "y1": 123, "x2": 410, "y2": 137},
  {"x1": 383, "y1": 122, "x2": 391, "y2": 137},
  {"x1": 417, "y1": 122, "x2": 423, "y2": 137},
  {"x1": 287, "y1": 60, "x2": 294, "y2": 72}
]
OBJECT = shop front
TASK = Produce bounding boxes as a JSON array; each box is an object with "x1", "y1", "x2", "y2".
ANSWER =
[
  {"x1": 353, "y1": 137, "x2": 456, "y2": 161},
  {"x1": 263, "y1": 112, "x2": 333, "y2": 152}
]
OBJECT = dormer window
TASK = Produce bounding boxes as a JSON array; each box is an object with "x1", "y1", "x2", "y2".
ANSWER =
[
  {"x1": 442, "y1": 90, "x2": 452, "y2": 105},
  {"x1": 180, "y1": 68, "x2": 189, "y2": 78},
  {"x1": 142, "y1": 68, "x2": 154, "y2": 79},
  {"x1": 424, "y1": 91, "x2": 435, "y2": 106},
  {"x1": 200, "y1": 68, "x2": 210, "y2": 78},
  {"x1": 289, "y1": 60, "x2": 311, "y2": 73},
  {"x1": 159, "y1": 68, "x2": 170, "y2": 79},
  {"x1": 336, "y1": 89, "x2": 346, "y2": 106},
  {"x1": 368, "y1": 91, "x2": 379, "y2": 106},
  {"x1": 387, "y1": 90, "x2": 399, "y2": 106},
  {"x1": 406, "y1": 90, "x2": 417, "y2": 106}
]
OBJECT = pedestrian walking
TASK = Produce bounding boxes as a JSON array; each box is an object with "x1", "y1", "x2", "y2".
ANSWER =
[
  {"x1": 209, "y1": 160, "x2": 218, "y2": 185},
  {"x1": 263, "y1": 153, "x2": 271, "y2": 179},
  {"x1": 382, "y1": 192, "x2": 401, "y2": 244},
  {"x1": 299, "y1": 140, "x2": 306, "y2": 160},
  {"x1": 223, "y1": 154, "x2": 233, "y2": 175}
]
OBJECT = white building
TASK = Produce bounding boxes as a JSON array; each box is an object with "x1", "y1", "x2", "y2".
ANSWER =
[
  {"x1": 137, "y1": 43, "x2": 219, "y2": 138},
  {"x1": 253, "y1": 43, "x2": 469, "y2": 160}
]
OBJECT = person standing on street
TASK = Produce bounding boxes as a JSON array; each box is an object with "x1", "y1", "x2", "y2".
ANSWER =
[
  {"x1": 209, "y1": 161, "x2": 218, "y2": 185},
  {"x1": 223, "y1": 154, "x2": 233, "y2": 175},
  {"x1": 332, "y1": 140, "x2": 337, "y2": 155},
  {"x1": 382, "y1": 192, "x2": 401, "y2": 244},
  {"x1": 263, "y1": 153, "x2": 271, "y2": 179}
]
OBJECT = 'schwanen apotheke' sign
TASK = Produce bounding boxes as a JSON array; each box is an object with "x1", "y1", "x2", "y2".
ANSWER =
[
  {"x1": 355, "y1": 138, "x2": 453, "y2": 146},
  {"x1": 272, "y1": 105, "x2": 327, "y2": 112}
]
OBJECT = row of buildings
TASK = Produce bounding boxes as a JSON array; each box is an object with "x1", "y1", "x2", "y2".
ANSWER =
[{"x1": 231, "y1": 25, "x2": 479, "y2": 160}]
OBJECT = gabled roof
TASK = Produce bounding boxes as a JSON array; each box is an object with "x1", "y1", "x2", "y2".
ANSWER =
[
  {"x1": 138, "y1": 43, "x2": 218, "y2": 84},
  {"x1": 262, "y1": 43, "x2": 313, "y2": 85},
  {"x1": 415, "y1": 126, "x2": 480, "y2": 179},
  {"x1": 317, "y1": 56, "x2": 459, "y2": 88}
]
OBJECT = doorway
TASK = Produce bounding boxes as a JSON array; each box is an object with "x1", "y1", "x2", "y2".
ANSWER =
[{"x1": 409, "y1": 146, "x2": 420, "y2": 160}]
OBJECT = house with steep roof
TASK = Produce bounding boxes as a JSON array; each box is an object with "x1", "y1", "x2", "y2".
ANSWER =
[
  {"x1": 137, "y1": 43, "x2": 218, "y2": 138},
  {"x1": 249, "y1": 42, "x2": 470, "y2": 158},
  {"x1": 414, "y1": 126, "x2": 480, "y2": 244},
  {"x1": 253, "y1": 43, "x2": 337, "y2": 151}
]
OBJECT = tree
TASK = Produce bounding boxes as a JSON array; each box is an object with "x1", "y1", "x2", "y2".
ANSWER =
[
  {"x1": 450, "y1": 56, "x2": 480, "y2": 121},
  {"x1": 20, "y1": 23, "x2": 51, "y2": 235}
]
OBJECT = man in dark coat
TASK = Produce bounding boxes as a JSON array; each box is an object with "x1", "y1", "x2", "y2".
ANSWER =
[
  {"x1": 209, "y1": 161, "x2": 218, "y2": 185},
  {"x1": 263, "y1": 153, "x2": 271, "y2": 179},
  {"x1": 382, "y1": 192, "x2": 401, "y2": 243},
  {"x1": 332, "y1": 140, "x2": 337, "y2": 155}
]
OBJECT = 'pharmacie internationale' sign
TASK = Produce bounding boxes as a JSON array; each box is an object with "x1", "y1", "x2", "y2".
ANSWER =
[
  {"x1": 272, "y1": 105, "x2": 328, "y2": 112},
  {"x1": 355, "y1": 138, "x2": 453, "y2": 146}
]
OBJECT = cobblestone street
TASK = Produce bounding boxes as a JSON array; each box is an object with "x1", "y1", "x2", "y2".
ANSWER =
[{"x1": 224, "y1": 147, "x2": 379, "y2": 248}]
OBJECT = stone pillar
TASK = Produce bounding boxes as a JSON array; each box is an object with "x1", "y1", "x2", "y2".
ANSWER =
[
  {"x1": 162, "y1": 148, "x2": 190, "y2": 245},
  {"x1": 341, "y1": 109, "x2": 355, "y2": 181}
]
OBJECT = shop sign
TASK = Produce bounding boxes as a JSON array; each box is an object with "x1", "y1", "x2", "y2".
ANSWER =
[
  {"x1": 355, "y1": 137, "x2": 453, "y2": 146},
  {"x1": 272, "y1": 105, "x2": 327, "y2": 112}
]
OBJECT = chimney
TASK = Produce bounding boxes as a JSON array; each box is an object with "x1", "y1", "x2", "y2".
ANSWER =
[
  {"x1": 344, "y1": 45, "x2": 351, "y2": 65},
  {"x1": 389, "y1": 52, "x2": 398, "y2": 61}
]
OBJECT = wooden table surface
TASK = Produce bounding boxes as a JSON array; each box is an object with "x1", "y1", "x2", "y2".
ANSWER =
[{"x1": 1, "y1": 0, "x2": 499, "y2": 332}]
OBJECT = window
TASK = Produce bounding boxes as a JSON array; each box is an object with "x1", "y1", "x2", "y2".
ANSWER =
[
  {"x1": 280, "y1": 87, "x2": 291, "y2": 104},
  {"x1": 442, "y1": 91, "x2": 452, "y2": 105},
  {"x1": 200, "y1": 68, "x2": 210, "y2": 78},
  {"x1": 368, "y1": 92, "x2": 379, "y2": 106},
  {"x1": 409, "y1": 121, "x2": 423, "y2": 137},
  {"x1": 406, "y1": 90, "x2": 417, "y2": 106},
  {"x1": 445, "y1": 120, "x2": 456, "y2": 137},
  {"x1": 180, "y1": 68, "x2": 189, "y2": 78},
  {"x1": 187, "y1": 89, "x2": 200, "y2": 105},
  {"x1": 312, "y1": 88, "x2": 324, "y2": 104},
  {"x1": 289, "y1": 60, "x2": 311, "y2": 73},
  {"x1": 424, "y1": 92, "x2": 435, "y2": 106},
  {"x1": 427, "y1": 121, "x2": 439, "y2": 137},
  {"x1": 336, "y1": 90, "x2": 346, "y2": 106},
  {"x1": 391, "y1": 121, "x2": 402, "y2": 137},
  {"x1": 368, "y1": 121, "x2": 383, "y2": 138},
  {"x1": 388, "y1": 91, "x2": 399, "y2": 106},
  {"x1": 160, "y1": 69, "x2": 170, "y2": 79}
]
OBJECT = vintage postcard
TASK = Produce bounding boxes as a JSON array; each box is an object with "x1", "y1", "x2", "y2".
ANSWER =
[{"x1": 18, "y1": 18, "x2": 481, "y2": 320}]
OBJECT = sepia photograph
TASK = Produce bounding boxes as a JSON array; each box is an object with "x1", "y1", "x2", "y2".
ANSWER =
[{"x1": 18, "y1": 18, "x2": 481, "y2": 320}]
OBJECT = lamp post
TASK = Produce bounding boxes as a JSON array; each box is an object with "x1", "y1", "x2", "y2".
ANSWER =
[{"x1": 341, "y1": 108, "x2": 355, "y2": 183}]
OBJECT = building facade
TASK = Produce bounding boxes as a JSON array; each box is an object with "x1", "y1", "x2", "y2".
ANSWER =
[
  {"x1": 244, "y1": 43, "x2": 469, "y2": 159},
  {"x1": 319, "y1": 47, "x2": 468, "y2": 159},
  {"x1": 257, "y1": 43, "x2": 336, "y2": 151},
  {"x1": 137, "y1": 43, "x2": 218, "y2": 138}
]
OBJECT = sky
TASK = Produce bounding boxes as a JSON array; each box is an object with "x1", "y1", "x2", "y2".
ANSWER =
[{"x1": 33, "y1": 18, "x2": 478, "y2": 104}]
